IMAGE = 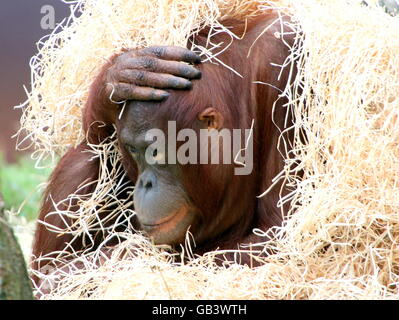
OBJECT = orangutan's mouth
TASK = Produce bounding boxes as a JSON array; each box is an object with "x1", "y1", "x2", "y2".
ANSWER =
[{"x1": 141, "y1": 206, "x2": 188, "y2": 230}]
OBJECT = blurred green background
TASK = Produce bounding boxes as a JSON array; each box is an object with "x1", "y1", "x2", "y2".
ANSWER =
[
  {"x1": 0, "y1": 154, "x2": 52, "y2": 259},
  {"x1": 0, "y1": 154, "x2": 51, "y2": 222}
]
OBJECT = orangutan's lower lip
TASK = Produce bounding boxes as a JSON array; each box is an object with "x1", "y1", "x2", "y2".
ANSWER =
[{"x1": 141, "y1": 208, "x2": 185, "y2": 229}]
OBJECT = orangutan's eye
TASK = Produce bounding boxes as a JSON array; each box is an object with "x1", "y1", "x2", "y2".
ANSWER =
[{"x1": 126, "y1": 145, "x2": 138, "y2": 155}]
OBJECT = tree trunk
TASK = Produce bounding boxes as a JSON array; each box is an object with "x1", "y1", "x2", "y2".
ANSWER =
[{"x1": 0, "y1": 197, "x2": 33, "y2": 300}]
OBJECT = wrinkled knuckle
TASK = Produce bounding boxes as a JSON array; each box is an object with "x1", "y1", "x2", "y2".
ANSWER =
[
  {"x1": 151, "y1": 46, "x2": 166, "y2": 58},
  {"x1": 142, "y1": 57, "x2": 157, "y2": 71},
  {"x1": 135, "y1": 71, "x2": 146, "y2": 82}
]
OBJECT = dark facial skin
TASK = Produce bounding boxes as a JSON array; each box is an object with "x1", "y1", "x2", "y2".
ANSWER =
[{"x1": 118, "y1": 101, "x2": 198, "y2": 245}]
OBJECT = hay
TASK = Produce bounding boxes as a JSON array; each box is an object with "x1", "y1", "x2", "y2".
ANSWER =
[{"x1": 25, "y1": 0, "x2": 399, "y2": 299}]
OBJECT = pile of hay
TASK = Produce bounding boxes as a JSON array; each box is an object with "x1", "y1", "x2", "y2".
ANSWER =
[{"x1": 23, "y1": 0, "x2": 399, "y2": 299}]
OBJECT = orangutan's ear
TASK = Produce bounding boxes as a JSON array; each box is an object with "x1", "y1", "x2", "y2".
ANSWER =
[{"x1": 198, "y1": 107, "x2": 224, "y2": 130}]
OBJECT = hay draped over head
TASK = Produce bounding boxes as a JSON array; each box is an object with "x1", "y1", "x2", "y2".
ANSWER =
[{"x1": 25, "y1": 0, "x2": 399, "y2": 299}]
